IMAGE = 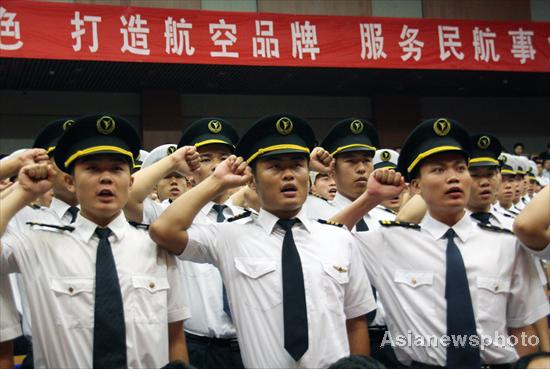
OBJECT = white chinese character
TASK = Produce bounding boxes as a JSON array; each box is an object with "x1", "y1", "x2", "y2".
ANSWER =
[
  {"x1": 508, "y1": 28, "x2": 536, "y2": 64},
  {"x1": 120, "y1": 14, "x2": 150, "y2": 56},
  {"x1": 472, "y1": 27, "x2": 500, "y2": 62},
  {"x1": 71, "y1": 12, "x2": 102, "y2": 53},
  {"x1": 253, "y1": 20, "x2": 279, "y2": 58},
  {"x1": 209, "y1": 19, "x2": 238, "y2": 58},
  {"x1": 0, "y1": 6, "x2": 23, "y2": 50},
  {"x1": 438, "y1": 25, "x2": 464, "y2": 61},
  {"x1": 164, "y1": 16, "x2": 195, "y2": 56},
  {"x1": 399, "y1": 25, "x2": 424, "y2": 61},
  {"x1": 291, "y1": 21, "x2": 320, "y2": 60},
  {"x1": 360, "y1": 23, "x2": 387, "y2": 60}
]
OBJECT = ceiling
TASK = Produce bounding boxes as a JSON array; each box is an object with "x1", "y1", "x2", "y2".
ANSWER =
[{"x1": 0, "y1": 57, "x2": 549, "y2": 97}]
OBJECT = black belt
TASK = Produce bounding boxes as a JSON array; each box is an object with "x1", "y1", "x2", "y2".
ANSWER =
[
  {"x1": 185, "y1": 332, "x2": 239, "y2": 348},
  {"x1": 368, "y1": 325, "x2": 388, "y2": 332},
  {"x1": 411, "y1": 362, "x2": 512, "y2": 369}
]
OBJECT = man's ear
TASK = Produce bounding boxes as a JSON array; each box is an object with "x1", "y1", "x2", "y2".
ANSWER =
[
  {"x1": 248, "y1": 177, "x2": 256, "y2": 191},
  {"x1": 64, "y1": 172, "x2": 76, "y2": 194},
  {"x1": 410, "y1": 178, "x2": 421, "y2": 195}
]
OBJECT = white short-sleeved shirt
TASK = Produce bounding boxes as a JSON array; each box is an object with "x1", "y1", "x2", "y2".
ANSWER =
[
  {"x1": 4, "y1": 202, "x2": 67, "y2": 338},
  {"x1": 0, "y1": 276, "x2": 21, "y2": 342},
  {"x1": 142, "y1": 198, "x2": 242, "y2": 338},
  {"x1": 306, "y1": 192, "x2": 378, "y2": 231},
  {"x1": 469, "y1": 210, "x2": 547, "y2": 286},
  {"x1": 354, "y1": 212, "x2": 549, "y2": 366},
  {"x1": 493, "y1": 203, "x2": 519, "y2": 218},
  {"x1": 1, "y1": 212, "x2": 190, "y2": 369},
  {"x1": 183, "y1": 207, "x2": 376, "y2": 369}
]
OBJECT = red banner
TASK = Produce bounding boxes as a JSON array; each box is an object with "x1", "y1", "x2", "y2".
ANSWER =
[{"x1": 1, "y1": 0, "x2": 549, "y2": 72}]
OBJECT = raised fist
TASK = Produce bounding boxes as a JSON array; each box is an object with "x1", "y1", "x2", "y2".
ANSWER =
[
  {"x1": 171, "y1": 146, "x2": 201, "y2": 175},
  {"x1": 212, "y1": 155, "x2": 252, "y2": 189},
  {"x1": 366, "y1": 168, "x2": 405, "y2": 201},
  {"x1": 18, "y1": 163, "x2": 56, "y2": 197},
  {"x1": 309, "y1": 147, "x2": 334, "y2": 174}
]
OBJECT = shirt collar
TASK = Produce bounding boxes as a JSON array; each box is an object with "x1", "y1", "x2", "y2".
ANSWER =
[
  {"x1": 74, "y1": 211, "x2": 128, "y2": 244},
  {"x1": 49, "y1": 197, "x2": 75, "y2": 220},
  {"x1": 200, "y1": 201, "x2": 240, "y2": 217},
  {"x1": 421, "y1": 211, "x2": 475, "y2": 243},
  {"x1": 257, "y1": 207, "x2": 312, "y2": 234}
]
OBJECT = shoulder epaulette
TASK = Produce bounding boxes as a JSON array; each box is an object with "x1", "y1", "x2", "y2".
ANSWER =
[
  {"x1": 317, "y1": 219, "x2": 343, "y2": 227},
  {"x1": 381, "y1": 207, "x2": 397, "y2": 215},
  {"x1": 128, "y1": 221, "x2": 150, "y2": 230},
  {"x1": 311, "y1": 193, "x2": 329, "y2": 202},
  {"x1": 379, "y1": 220, "x2": 421, "y2": 230},
  {"x1": 25, "y1": 222, "x2": 75, "y2": 232},
  {"x1": 501, "y1": 212, "x2": 514, "y2": 218},
  {"x1": 477, "y1": 222, "x2": 514, "y2": 235},
  {"x1": 29, "y1": 204, "x2": 42, "y2": 210},
  {"x1": 227, "y1": 210, "x2": 252, "y2": 222}
]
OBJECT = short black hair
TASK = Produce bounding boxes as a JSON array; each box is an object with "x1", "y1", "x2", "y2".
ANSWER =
[{"x1": 513, "y1": 142, "x2": 524, "y2": 149}]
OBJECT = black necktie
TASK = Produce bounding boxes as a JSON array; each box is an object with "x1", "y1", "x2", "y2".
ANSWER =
[
  {"x1": 212, "y1": 204, "x2": 227, "y2": 223},
  {"x1": 444, "y1": 229, "x2": 480, "y2": 369},
  {"x1": 277, "y1": 218, "x2": 308, "y2": 361},
  {"x1": 470, "y1": 212, "x2": 491, "y2": 225},
  {"x1": 356, "y1": 217, "x2": 369, "y2": 232},
  {"x1": 213, "y1": 204, "x2": 231, "y2": 318},
  {"x1": 66, "y1": 206, "x2": 79, "y2": 223},
  {"x1": 93, "y1": 228, "x2": 127, "y2": 369}
]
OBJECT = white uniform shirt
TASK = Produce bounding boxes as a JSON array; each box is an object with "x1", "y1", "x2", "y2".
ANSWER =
[
  {"x1": 1, "y1": 212, "x2": 190, "y2": 369},
  {"x1": 469, "y1": 210, "x2": 548, "y2": 287},
  {"x1": 4, "y1": 202, "x2": 67, "y2": 338},
  {"x1": 362, "y1": 205, "x2": 396, "y2": 326},
  {"x1": 306, "y1": 192, "x2": 378, "y2": 230},
  {"x1": 184, "y1": 208, "x2": 376, "y2": 369},
  {"x1": 354, "y1": 212, "x2": 549, "y2": 366},
  {"x1": 304, "y1": 194, "x2": 336, "y2": 220},
  {"x1": 143, "y1": 197, "x2": 241, "y2": 338},
  {"x1": 0, "y1": 276, "x2": 21, "y2": 342},
  {"x1": 493, "y1": 203, "x2": 519, "y2": 218}
]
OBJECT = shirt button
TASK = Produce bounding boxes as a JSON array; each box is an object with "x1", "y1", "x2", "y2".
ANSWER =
[
  {"x1": 411, "y1": 277, "x2": 417, "y2": 285},
  {"x1": 68, "y1": 287, "x2": 74, "y2": 294},
  {"x1": 149, "y1": 282, "x2": 155, "y2": 289}
]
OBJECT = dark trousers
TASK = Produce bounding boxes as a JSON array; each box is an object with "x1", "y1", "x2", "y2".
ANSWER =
[
  {"x1": 186, "y1": 333, "x2": 244, "y2": 369},
  {"x1": 410, "y1": 362, "x2": 512, "y2": 369},
  {"x1": 369, "y1": 327, "x2": 408, "y2": 369}
]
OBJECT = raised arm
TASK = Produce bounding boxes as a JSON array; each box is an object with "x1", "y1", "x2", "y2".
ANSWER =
[
  {"x1": 514, "y1": 186, "x2": 550, "y2": 251},
  {"x1": 309, "y1": 147, "x2": 334, "y2": 174},
  {"x1": 396, "y1": 194, "x2": 427, "y2": 223},
  {"x1": 0, "y1": 148, "x2": 48, "y2": 180},
  {"x1": 329, "y1": 169, "x2": 405, "y2": 229},
  {"x1": 125, "y1": 146, "x2": 200, "y2": 223},
  {"x1": 149, "y1": 155, "x2": 251, "y2": 255}
]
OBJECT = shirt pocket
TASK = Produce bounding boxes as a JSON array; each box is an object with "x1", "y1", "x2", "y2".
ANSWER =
[
  {"x1": 50, "y1": 277, "x2": 94, "y2": 328},
  {"x1": 393, "y1": 270, "x2": 435, "y2": 315},
  {"x1": 131, "y1": 275, "x2": 170, "y2": 324},
  {"x1": 476, "y1": 276, "x2": 511, "y2": 325},
  {"x1": 321, "y1": 263, "x2": 350, "y2": 315},
  {"x1": 234, "y1": 257, "x2": 280, "y2": 311}
]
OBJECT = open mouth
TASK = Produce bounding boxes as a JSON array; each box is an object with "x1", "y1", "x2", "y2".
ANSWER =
[
  {"x1": 281, "y1": 183, "x2": 298, "y2": 197},
  {"x1": 97, "y1": 189, "x2": 115, "y2": 201},
  {"x1": 445, "y1": 187, "x2": 463, "y2": 198},
  {"x1": 328, "y1": 188, "x2": 337, "y2": 194},
  {"x1": 478, "y1": 189, "x2": 492, "y2": 198}
]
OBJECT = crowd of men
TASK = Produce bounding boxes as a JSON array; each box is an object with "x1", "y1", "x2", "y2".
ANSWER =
[{"x1": 0, "y1": 113, "x2": 549, "y2": 369}]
